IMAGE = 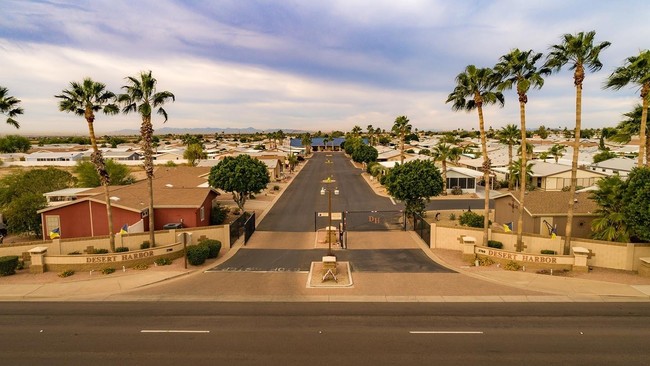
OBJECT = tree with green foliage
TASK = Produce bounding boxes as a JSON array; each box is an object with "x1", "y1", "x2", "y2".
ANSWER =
[
  {"x1": 0, "y1": 135, "x2": 31, "y2": 153},
  {"x1": 74, "y1": 160, "x2": 135, "y2": 187},
  {"x1": 590, "y1": 175, "x2": 629, "y2": 242},
  {"x1": 391, "y1": 115, "x2": 412, "y2": 164},
  {"x1": 300, "y1": 133, "x2": 312, "y2": 155},
  {"x1": 535, "y1": 125, "x2": 549, "y2": 139},
  {"x1": 621, "y1": 167, "x2": 650, "y2": 242},
  {"x1": 496, "y1": 124, "x2": 521, "y2": 190},
  {"x1": 592, "y1": 150, "x2": 617, "y2": 164},
  {"x1": 446, "y1": 65, "x2": 504, "y2": 246},
  {"x1": 287, "y1": 153, "x2": 298, "y2": 172},
  {"x1": 118, "y1": 70, "x2": 175, "y2": 248},
  {"x1": 208, "y1": 155, "x2": 270, "y2": 210},
  {"x1": 605, "y1": 50, "x2": 650, "y2": 167},
  {"x1": 382, "y1": 159, "x2": 443, "y2": 219},
  {"x1": 0, "y1": 86, "x2": 23, "y2": 129},
  {"x1": 508, "y1": 158, "x2": 533, "y2": 190},
  {"x1": 548, "y1": 144, "x2": 567, "y2": 163},
  {"x1": 431, "y1": 142, "x2": 462, "y2": 194},
  {"x1": 599, "y1": 126, "x2": 617, "y2": 150},
  {"x1": 352, "y1": 144, "x2": 378, "y2": 164},
  {"x1": 350, "y1": 125, "x2": 362, "y2": 136},
  {"x1": 56, "y1": 78, "x2": 119, "y2": 251},
  {"x1": 0, "y1": 168, "x2": 76, "y2": 235},
  {"x1": 183, "y1": 143, "x2": 207, "y2": 166},
  {"x1": 545, "y1": 30, "x2": 611, "y2": 254}
]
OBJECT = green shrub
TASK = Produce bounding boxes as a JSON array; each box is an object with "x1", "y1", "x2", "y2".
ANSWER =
[
  {"x1": 68, "y1": 251, "x2": 81, "y2": 255},
  {"x1": 211, "y1": 204, "x2": 229, "y2": 225},
  {"x1": 102, "y1": 267, "x2": 115, "y2": 275},
  {"x1": 58, "y1": 269, "x2": 75, "y2": 278},
  {"x1": 459, "y1": 211, "x2": 489, "y2": 228},
  {"x1": 0, "y1": 256, "x2": 19, "y2": 276},
  {"x1": 154, "y1": 257, "x2": 172, "y2": 266},
  {"x1": 16, "y1": 260, "x2": 25, "y2": 270},
  {"x1": 504, "y1": 261, "x2": 521, "y2": 271},
  {"x1": 487, "y1": 240, "x2": 503, "y2": 249},
  {"x1": 273, "y1": 185, "x2": 280, "y2": 191},
  {"x1": 140, "y1": 241, "x2": 151, "y2": 249},
  {"x1": 541, "y1": 249, "x2": 557, "y2": 255},
  {"x1": 115, "y1": 247, "x2": 129, "y2": 253},
  {"x1": 476, "y1": 256, "x2": 494, "y2": 266},
  {"x1": 133, "y1": 263, "x2": 149, "y2": 270},
  {"x1": 187, "y1": 245, "x2": 210, "y2": 265},
  {"x1": 449, "y1": 213, "x2": 456, "y2": 221},
  {"x1": 93, "y1": 248, "x2": 109, "y2": 254},
  {"x1": 199, "y1": 239, "x2": 222, "y2": 259},
  {"x1": 450, "y1": 186, "x2": 463, "y2": 195}
]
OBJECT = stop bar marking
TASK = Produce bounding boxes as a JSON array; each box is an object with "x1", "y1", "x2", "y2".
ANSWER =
[
  {"x1": 141, "y1": 330, "x2": 210, "y2": 333},
  {"x1": 410, "y1": 331, "x2": 484, "y2": 334}
]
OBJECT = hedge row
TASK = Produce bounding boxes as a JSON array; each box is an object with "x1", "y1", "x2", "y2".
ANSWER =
[
  {"x1": 0, "y1": 256, "x2": 19, "y2": 276},
  {"x1": 186, "y1": 239, "x2": 222, "y2": 266}
]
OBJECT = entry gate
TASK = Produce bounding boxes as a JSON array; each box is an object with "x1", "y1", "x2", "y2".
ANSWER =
[{"x1": 344, "y1": 210, "x2": 406, "y2": 232}]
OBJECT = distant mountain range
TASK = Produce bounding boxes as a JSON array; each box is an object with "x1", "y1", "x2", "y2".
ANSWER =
[{"x1": 109, "y1": 127, "x2": 307, "y2": 135}]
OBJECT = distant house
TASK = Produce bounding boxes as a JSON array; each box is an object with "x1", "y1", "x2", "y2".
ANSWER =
[
  {"x1": 103, "y1": 151, "x2": 142, "y2": 161},
  {"x1": 445, "y1": 167, "x2": 483, "y2": 194},
  {"x1": 494, "y1": 191, "x2": 599, "y2": 239},
  {"x1": 25, "y1": 151, "x2": 84, "y2": 162},
  {"x1": 290, "y1": 137, "x2": 346, "y2": 152},
  {"x1": 527, "y1": 161, "x2": 606, "y2": 191},
  {"x1": 43, "y1": 187, "x2": 94, "y2": 206},
  {"x1": 259, "y1": 158, "x2": 284, "y2": 180},
  {"x1": 589, "y1": 157, "x2": 636, "y2": 178}
]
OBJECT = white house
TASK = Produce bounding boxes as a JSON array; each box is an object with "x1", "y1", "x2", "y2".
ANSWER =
[{"x1": 589, "y1": 157, "x2": 636, "y2": 178}]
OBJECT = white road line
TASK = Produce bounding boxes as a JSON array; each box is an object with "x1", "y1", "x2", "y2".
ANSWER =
[
  {"x1": 141, "y1": 330, "x2": 210, "y2": 333},
  {"x1": 409, "y1": 331, "x2": 483, "y2": 334}
]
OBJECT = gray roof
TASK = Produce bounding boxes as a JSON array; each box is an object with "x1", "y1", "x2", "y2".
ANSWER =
[{"x1": 590, "y1": 157, "x2": 636, "y2": 172}]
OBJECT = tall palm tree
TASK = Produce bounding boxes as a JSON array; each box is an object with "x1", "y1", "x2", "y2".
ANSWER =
[
  {"x1": 118, "y1": 71, "x2": 175, "y2": 247},
  {"x1": 392, "y1": 115, "x2": 412, "y2": 164},
  {"x1": 301, "y1": 132, "x2": 312, "y2": 155},
  {"x1": 495, "y1": 49, "x2": 549, "y2": 251},
  {"x1": 604, "y1": 50, "x2": 650, "y2": 167},
  {"x1": 590, "y1": 175, "x2": 629, "y2": 242},
  {"x1": 366, "y1": 125, "x2": 375, "y2": 146},
  {"x1": 548, "y1": 144, "x2": 567, "y2": 163},
  {"x1": 545, "y1": 30, "x2": 611, "y2": 254},
  {"x1": 431, "y1": 142, "x2": 462, "y2": 194},
  {"x1": 55, "y1": 78, "x2": 119, "y2": 250},
  {"x1": 0, "y1": 86, "x2": 23, "y2": 129},
  {"x1": 496, "y1": 124, "x2": 521, "y2": 190},
  {"x1": 446, "y1": 65, "x2": 504, "y2": 246}
]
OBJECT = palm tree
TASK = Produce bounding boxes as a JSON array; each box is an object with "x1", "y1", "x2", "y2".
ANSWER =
[
  {"x1": 548, "y1": 144, "x2": 567, "y2": 163},
  {"x1": 545, "y1": 30, "x2": 611, "y2": 254},
  {"x1": 55, "y1": 78, "x2": 119, "y2": 250},
  {"x1": 509, "y1": 158, "x2": 533, "y2": 190},
  {"x1": 392, "y1": 115, "x2": 412, "y2": 164},
  {"x1": 590, "y1": 175, "x2": 629, "y2": 242},
  {"x1": 604, "y1": 50, "x2": 650, "y2": 167},
  {"x1": 495, "y1": 49, "x2": 550, "y2": 251},
  {"x1": 446, "y1": 65, "x2": 504, "y2": 246},
  {"x1": 118, "y1": 71, "x2": 175, "y2": 248},
  {"x1": 496, "y1": 124, "x2": 521, "y2": 190},
  {"x1": 301, "y1": 133, "x2": 312, "y2": 155},
  {"x1": 431, "y1": 142, "x2": 462, "y2": 194},
  {"x1": 366, "y1": 125, "x2": 375, "y2": 146},
  {"x1": 0, "y1": 86, "x2": 23, "y2": 129}
]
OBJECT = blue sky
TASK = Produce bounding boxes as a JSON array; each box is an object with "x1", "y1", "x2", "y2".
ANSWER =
[{"x1": 1, "y1": 0, "x2": 649, "y2": 135}]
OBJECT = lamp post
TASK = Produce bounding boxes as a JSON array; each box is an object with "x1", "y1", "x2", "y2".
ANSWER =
[{"x1": 320, "y1": 186, "x2": 339, "y2": 256}]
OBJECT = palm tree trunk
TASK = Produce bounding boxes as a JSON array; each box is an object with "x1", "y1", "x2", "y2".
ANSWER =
[
  {"x1": 639, "y1": 89, "x2": 648, "y2": 167},
  {"x1": 507, "y1": 144, "x2": 514, "y2": 190},
  {"x1": 142, "y1": 116, "x2": 156, "y2": 247},
  {"x1": 516, "y1": 100, "x2": 527, "y2": 252},
  {"x1": 564, "y1": 80, "x2": 583, "y2": 254},
  {"x1": 442, "y1": 160, "x2": 448, "y2": 194},
  {"x1": 477, "y1": 104, "x2": 490, "y2": 246},
  {"x1": 400, "y1": 136, "x2": 405, "y2": 164},
  {"x1": 86, "y1": 118, "x2": 115, "y2": 251}
]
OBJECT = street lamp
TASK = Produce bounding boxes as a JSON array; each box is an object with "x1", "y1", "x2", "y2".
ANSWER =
[{"x1": 320, "y1": 186, "x2": 340, "y2": 256}]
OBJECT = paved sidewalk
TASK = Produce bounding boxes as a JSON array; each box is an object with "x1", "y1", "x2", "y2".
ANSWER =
[{"x1": 1, "y1": 155, "x2": 649, "y2": 302}]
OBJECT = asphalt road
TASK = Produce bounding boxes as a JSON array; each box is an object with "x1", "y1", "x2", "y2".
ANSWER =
[
  {"x1": 257, "y1": 151, "x2": 396, "y2": 232},
  {"x1": 2, "y1": 302, "x2": 649, "y2": 366},
  {"x1": 208, "y1": 249, "x2": 455, "y2": 272}
]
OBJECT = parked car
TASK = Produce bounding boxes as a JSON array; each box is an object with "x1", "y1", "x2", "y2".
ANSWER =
[{"x1": 162, "y1": 222, "x2": 183, "y2": 230}]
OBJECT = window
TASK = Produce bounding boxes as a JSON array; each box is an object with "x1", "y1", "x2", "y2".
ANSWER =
[
  {"x1": 200, "y1": 206, "x2": 205, "y2": 221},
  {"x1": 45, "y1": 215, "x2": 60, "y2": 235}
]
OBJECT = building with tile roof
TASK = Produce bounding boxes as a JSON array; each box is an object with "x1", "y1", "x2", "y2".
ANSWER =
[{"x1": 494, "y1": 191, "x2": 599, "y2": 239}]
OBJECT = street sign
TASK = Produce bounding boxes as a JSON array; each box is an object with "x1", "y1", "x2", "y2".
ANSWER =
[{"x1": 317, "y1": 212, "x2": 342, "y2": 220}]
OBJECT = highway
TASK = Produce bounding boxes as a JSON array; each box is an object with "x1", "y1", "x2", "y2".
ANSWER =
[{"x1": 1, "y1": 302, "x2": 648, "y2": 365}]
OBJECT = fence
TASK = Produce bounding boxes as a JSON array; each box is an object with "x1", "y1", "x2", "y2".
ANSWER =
[
  {"x1": 229, "y1": 212, "x2": 255, "y2": 247},
  {"x1": 413, "y1": 214, "x2": 431, "y2": 247}
]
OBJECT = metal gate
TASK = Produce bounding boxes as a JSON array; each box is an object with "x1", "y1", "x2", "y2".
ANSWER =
[
  {"x1": 413, "y1": 214, "x2": 431, "y2": 247},
  {"x1": 229, "y1": 211, "x2": 256, "y2": 247},
  {"x1": 344, "y1": 210, "x2": 406, "y2": 232},
  {"x1": 243, "y1": 212, "x2": 256, "y2": 244}
]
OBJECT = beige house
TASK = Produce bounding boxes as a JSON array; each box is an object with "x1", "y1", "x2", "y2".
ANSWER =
[
  {"x1": 494, "y1": 191, "x2": 599, "y2": 239},
  {"x1": 529, "y1": 161, "x2": 606, "y2": 191}
]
